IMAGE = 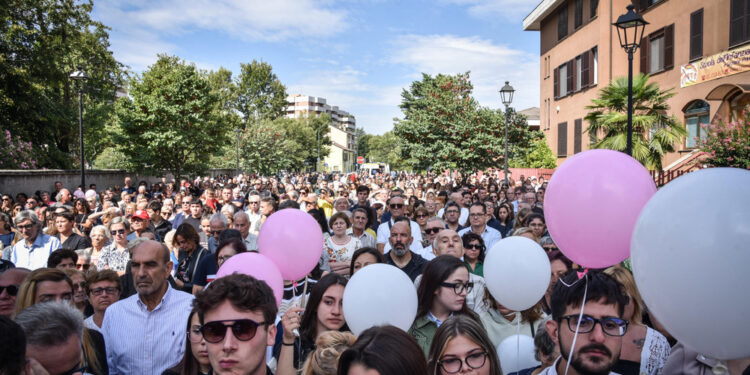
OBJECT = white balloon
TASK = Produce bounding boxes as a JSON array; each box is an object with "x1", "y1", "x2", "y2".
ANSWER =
[
  {"x1": 342, "y1": 263, "x2": 418, "y2": 335},
  {"x1": 631, "y1": 168, "x2": 750, "y2": 360},
  {"x1": 497, "y1": 334, "x2": 541, "y2": 375},
  {"x1": 484, "y1": 237, "x2": 551, "y2": 311}
]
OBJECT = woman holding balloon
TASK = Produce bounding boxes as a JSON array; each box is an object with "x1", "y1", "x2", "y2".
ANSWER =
[
  {"x1": 275, "y1": 273, "x2": 349, "y2": 375},
  {"x1": 408, "y1": 255, "x2": 480, "y2": 357}
]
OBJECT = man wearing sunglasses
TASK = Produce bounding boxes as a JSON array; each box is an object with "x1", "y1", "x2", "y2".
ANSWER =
[
  {"x1": 542, "y1": 271, "x2": 630, "y2": 375},
  {"x1": 195, "y1": 273, "x2": 277, "y2": 375},
  {"x1": 0, "y1": 267, "x2": 30, "y2": 317},
  {"x1": 376, "y1": 196, "x2": 423, "y2": 254},
  {"x1": 102, "y1": 240, "x2": 194, "y2": 374}
]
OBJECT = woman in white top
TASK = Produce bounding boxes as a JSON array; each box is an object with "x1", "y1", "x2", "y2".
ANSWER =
[
  {"x1": 479, "y1": 287, "x2": 546, "y2": 348},
  {"x1": 85, "y1": 225, "x2": 110, "y2": 269},
  {"x1": 605, "y1": 266, "x2": 671, "y2": 375},
  {"x1": 322, "y1": 211, "x2": 361, "y2": 276}
]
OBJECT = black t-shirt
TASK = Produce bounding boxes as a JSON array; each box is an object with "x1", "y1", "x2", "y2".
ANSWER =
[
  {"x1": 385, "y1": 251, "x2": 427, "y2": 281},
  {"x1": 59, "y1": 233, "x2": 91, "y2": 250},
  {"x1": 183, "y1": 215, "x2": 202, "y2": 233}
]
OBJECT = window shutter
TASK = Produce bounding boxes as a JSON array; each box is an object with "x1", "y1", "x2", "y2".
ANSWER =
[
  {"x1": 558, "y1": 5, "x2": 568, "y2": 40},
  {"x1": 589, "y1": 47, "x2": 596, "y2": 85},
  {"x1": 554, "y1": 67, "x2": 560, "y2": 98},
  {"x1": 664, "y1": 24, "x2": 674, "y2": 70},
  {"x1": 581, "y1": 51, "x2": 590, "y2": 87},
  {"x1": 690, "y1": 10, "x2": 703, "y2": 60},
  {"x1": 590, "y1": 0, "x2": 598, "y2": 18},
  {"x1": 574, "y1": 119, "x2": 583, "y2": 154},
  {"x1": 558, "y1": 122, "x2": 568, "y2": 156},
  {"x1": 566, "y1": 60, "x2": 574, "y2": 94},
  {"x1": 640, "y1": 36, "x2": 650, "y2": 74},
  {"x1": 575, "y1": 0, "x2": 583, "y2": 28},
  {"x1": 730, "y1": 0, "x2": 744, "y2": 46},
  {"x1": 637, "y1": 0, "x2": 648, "y2": 12}
]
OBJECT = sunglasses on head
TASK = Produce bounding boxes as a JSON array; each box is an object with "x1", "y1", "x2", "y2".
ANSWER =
[{"x1": 200, "y1": 319, "x2": 267, "y2": 344}]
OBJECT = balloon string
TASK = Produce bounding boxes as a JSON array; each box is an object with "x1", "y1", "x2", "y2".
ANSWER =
[
  {"x1": 564, "y1": 274, "x2": 588, "y2": 375},
  {"x1": 516, "y1": 313, "x2": 521, "y2": 375}
]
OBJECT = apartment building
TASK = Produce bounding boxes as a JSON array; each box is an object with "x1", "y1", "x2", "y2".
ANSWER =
[
  {"x1": 524, "y1": 0, "x2": 750, "y2": 170},
  {"x1": 285, "y1": 94, "x2": 358, "y2": 172}
]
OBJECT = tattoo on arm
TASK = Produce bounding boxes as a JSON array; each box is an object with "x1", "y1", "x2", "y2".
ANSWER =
[{"x1": 633, "y1": 338, "x2": 645, "y2": 349}]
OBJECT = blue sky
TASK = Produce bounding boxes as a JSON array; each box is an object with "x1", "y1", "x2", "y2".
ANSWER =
[{"x1": 92, "y1": 0, "x2": 542, "y2": 135}]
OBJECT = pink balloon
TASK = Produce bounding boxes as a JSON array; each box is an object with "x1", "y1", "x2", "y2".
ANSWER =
[
  {"x1": 544, "y1": 150, "x2": 656, "y2": 268},
  {"x1": 258, "y1": 208, "x2": 324, "y2": 280},
  {"x1": 216, "y1": 252, "x2": 284, "y2": 307}
]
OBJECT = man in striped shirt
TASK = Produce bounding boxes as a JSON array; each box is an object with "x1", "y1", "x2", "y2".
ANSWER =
[{"x1": 102, "y1": 240, "x2": 194, "y2": 374}]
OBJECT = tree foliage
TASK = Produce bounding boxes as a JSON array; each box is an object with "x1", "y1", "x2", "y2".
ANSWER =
[
  {"x1": 0, "y1": 0, "x2": 125, "y2": 168},
  {"x1": 510, "y1": 136, "x2": 557, "y2": 169},
  {"x1": 235, "y1": 60, "x2": 288, "y2": 123},
  {"x1": 111, "y1": 55, "x2": 229, "y2": 178},
  {"x1": 394, "y1": 72, "x2": 541, "y2": 174},
  {"x1": 585, "y1": 73, "x2": 687, "y2": 170},
  {"x1": 699, "y1": 107, "x2": 750, "y2": 169}
]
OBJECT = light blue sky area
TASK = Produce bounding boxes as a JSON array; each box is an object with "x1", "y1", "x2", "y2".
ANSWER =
[{"x1": 93, "y1": 0, "x2": 543, "y2": 135}]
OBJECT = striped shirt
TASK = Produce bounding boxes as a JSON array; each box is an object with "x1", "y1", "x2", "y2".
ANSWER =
[{"x1": 102, "y1": 284, "x2": 194, "y2": 374}]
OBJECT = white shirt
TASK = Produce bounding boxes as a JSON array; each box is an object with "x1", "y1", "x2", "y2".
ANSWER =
[
  {"x1": 376, "y1": 219, "x2": 424, "y2": 254},
  {"x1": 10, "y1": 233, "x2": 60, "y2": 270},
  {"x1": 244, "y1": 232, "x2": 259, "y2": 251},
  {"x1": 84, "y1": 315, "x2": 101, "y2": 333},
  {"x1": 458, "y1": 226, "x2": 503, "y2": 250},
  {"x1": 438, "y1": 207, "x2": 470, "y2": 226},
  {"x1": 102, "y1": 285, "x2": 194, "y2": 374}
]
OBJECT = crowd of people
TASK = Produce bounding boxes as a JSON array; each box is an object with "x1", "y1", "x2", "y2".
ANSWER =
[{"x1": 0, "y1": 171, "x2": 746, "y2": 375}]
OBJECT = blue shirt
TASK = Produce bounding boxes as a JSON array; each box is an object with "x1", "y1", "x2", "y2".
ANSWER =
[
  {"x1": 102, "y1": 284, "x2": 194, "y2": 374},
  {"x1": 458, "y1": 225, "x2": 503, "y2": 250},
  {"x1": 10, "y1": 233, "x2": 60, "y2": 270}
]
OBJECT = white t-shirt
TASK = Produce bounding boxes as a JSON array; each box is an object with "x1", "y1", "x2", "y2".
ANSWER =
[
  {"x1": 437, "y1": 207, "x2": 470, "y2": 226},
  {"x1": 376, "y1": 219, "x2": 424, "y2": 254}
]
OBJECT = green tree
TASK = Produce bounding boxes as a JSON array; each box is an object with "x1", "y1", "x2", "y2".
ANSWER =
[
  {"x1": 394, "y1": 72, "x2": 538, "y2": 175},
  {"x1": 111, "y1": 55, "x2": 229, "y2": 178},
  {"x1": 355, "y1": 128, "x2": 371, "y2": 158},
  {"x1": 585, "y1": 73, "x2": 687, "y2": 170},
  {"x1": 235, "y1": 60, "x2": 288, "y2": 123},
  {"x1": 366, "y1": 131, "x2": 414, "y2": 170},
  {"x1": 510, "y1": 137, "x2": 557, "y2": 168},
  {"x1": 275, "y1": 115, "x2": 332, "y2": 171},
  {"x1": 238, "y1": 120, "x2": 297, "y2": 175},
  {"x1": 0, "y1": 0, "x2": 125, "y2": 168}
]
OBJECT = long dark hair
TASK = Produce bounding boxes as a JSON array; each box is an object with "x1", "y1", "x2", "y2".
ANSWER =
[
  {"x1": 299, "y1": 272, "x2": 348, "y2": 343},
  {"x1": 461, "y1": 232, "x2": 486, "y2": 263},
  {"x1": 416, "y1": 255, "x2": 472, "y2": 319},
  {"x1": 495, "y1": 202, "x2": 514, "y2": 226},
  {"x1": 166, "y1": 307, "x2": 204, "y2": 375},
  {"x1": 337, "y1": 325, "x2": 427, "y2": 375},
  {"x1": 349, "y1": 247, "x2": 385, "y2": 275}
]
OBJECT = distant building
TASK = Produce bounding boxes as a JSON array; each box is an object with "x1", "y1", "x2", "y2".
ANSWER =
[
  {"x1": 519, "y1": 107, "x2": 541, "y2": 131},
  {"x1": 524, "y1": 0, "x2": 750, "y2": 171},
  {"x1": 285, "y1": 95, "x2": 357, "y2": 172}
]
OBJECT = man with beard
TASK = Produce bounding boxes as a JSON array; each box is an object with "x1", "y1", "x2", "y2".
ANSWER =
[
  {"x1": 542, "y1": 270, "x2": 629, "y2": 375},
  {"x1": 102, "y1": 240, "x2": 193, "y2": 374},
  {"x1": 383, "y1": 217, "x2": 427, "y2": 281}
]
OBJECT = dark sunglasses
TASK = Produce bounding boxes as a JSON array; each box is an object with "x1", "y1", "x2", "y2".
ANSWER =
[
  {"x1": 110, "y1": 229, "x2": 126, "y2": 235},
  {"x1": 389, "y1": 203, "x2": 404, "y2": 209},
  {"x1": 424, "y1": 227, "x2": 441, "y2": 235},
  {"x1": 200, "y1": 319, "x2": 267, "y2": 344},
  {"x1": 0, "y1": 285, "x2": 19, "y2": 296},
  {"x1": 465, "y1": 243, "x2": 484, "y2": 250}
]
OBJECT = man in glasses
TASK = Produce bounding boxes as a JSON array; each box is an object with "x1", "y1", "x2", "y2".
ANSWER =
[
  {"x1": 102, "y1": 240, "x2": 193, "y2": 374},
  {"x1": 10, "y1": 210, "x2": 60, "y2": 270},
  {"x1": 419, "y1": 217, "x2": 445, "y2": 261},
  {"x1": 15, "y1": 301, "x2": 88, "y2": 375},
  {"x1": 542, "y1": 271, "x2": 629, "y2": 375},
  {"x1": 376, "y1": 196, "x2": 423, "y2": 254},
  {"x1": 195, "y1": 273, "x2": 277, "y2": 375},
  {"x1": 244, "y1": 192, "x2": 262, "y2": 230},
  {"x1": 458, "y1": 202, "x2": 503, "y2": 250},
  {"x1": 0, "y1": 267, "x2": 30, "y2": 317}
]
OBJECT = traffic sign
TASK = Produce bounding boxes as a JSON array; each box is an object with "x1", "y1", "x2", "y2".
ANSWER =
[{"x1": 357, "y1": 156, "x2": 365, "y2": 164}]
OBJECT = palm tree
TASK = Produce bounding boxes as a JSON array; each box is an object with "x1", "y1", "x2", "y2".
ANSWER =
[{"x1": 584, "y1": 73, "x2": 687, "y2": 170}]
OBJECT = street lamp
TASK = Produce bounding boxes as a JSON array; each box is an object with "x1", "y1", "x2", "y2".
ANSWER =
[
  {"x1": 234, "y1": 127, "x2": 241, "y2": 175},
  {"x1": 499, "y1": 81, "x2": 514, "y2": 183},
  {"x1": 613, "y1": 4, "x2": 648, "y2": 156},
  {"x1": 69, "y1": 66, "x2": 89, "y2": 191}
]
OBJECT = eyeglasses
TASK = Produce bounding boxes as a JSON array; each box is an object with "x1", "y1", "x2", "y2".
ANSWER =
[
  {"x1": 90, "y1": 287, "x2": 119, "y2": 296},
  {"x1": 200, "y1": 319, "x2": 267, "y2": 343},
  {"x1": 440, "y1": 281, "x2": 474, "y2": 295},
  {"x1": 1, "y1": 198, "x2": 10, "y2": 201},
  {"x1": 543, "y1": 246, "x2": 558, "y2": 252},
  {"x1": 424, "y1": 227, "x2": 441, "y2": 235},
  {"x1": 0, "y1": 285, "x2": 19, "y2": 296},
  {"x1": 469, "y1": 213, "x2": 485, "y2": 218},
  {"x1": 60, "y1": 349, "x2": 88, "y2": 375},
  {"x1": 465, "y1": 243, "x2": 484, "y2": 250},
  {"x1": 72, "y1": 282, "x2": 87, "y2": 292},
  {"x1": 389, "y1": 203, "x2": 404, "y2": 209},
  {"x1": 248, "y1": 201, "x2": 260, "y2": 204},
  {"x1": 188, "y1": 327, "x2": 204, "y2": 343},
  {"x1": 16, "y1": 224, "x2": 34, "y2": 230},
  {"x1": 415, "y1": 214, "x2": 428, "y2": 219},
  {"x1": 439, "y1": 351, "x2": 488, "y2": 374},
  {"x1": 110, "y1": 229, "x2": 126, "y2": 236},
  {"x1": 560, "y1": 314, "x2": 629, "y2": 336}
]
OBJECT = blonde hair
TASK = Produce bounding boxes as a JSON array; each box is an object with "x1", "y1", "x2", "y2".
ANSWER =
[
  {"x1": 301, "y1": 331, "x2": 357, "y2": 375},
  {"x1": 604, "y1": 266, "x2": 644, "y2": 324},
  {"x1": 512, "y1": 227, "x2": 539, "y2": 243}
]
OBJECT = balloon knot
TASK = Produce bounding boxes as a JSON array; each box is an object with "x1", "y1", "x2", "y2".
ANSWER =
[{"x1": 577, "y1": 268, "x2": 589, "y2": 280}]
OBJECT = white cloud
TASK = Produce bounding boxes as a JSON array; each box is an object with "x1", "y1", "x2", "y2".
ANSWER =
[
  {"x1": 440, "y1": 0, "x2": 541, "y2": 20},
  {"x1": 390, "y1": 34, "x2": 539, "y2": 112}
]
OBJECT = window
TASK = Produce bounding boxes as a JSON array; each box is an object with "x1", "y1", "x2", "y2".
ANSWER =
[
  {"x1": 730, "y1": 0, "x2": 750, "y2": 47},
  {"x1": 545, "y1": 99, "x2": 551, "y2": 130},
  {"x1": 592, "y1": 47, "x2": 598, "y2": 85},
  {"x1": 558, "y1": 122, "x2": 568, "y2": 156},
  {"x1": 575, "y1": 0, "x2": 583, "y2": 28},
  {"x1": 574, "y1": 119, "x2": 583, "y2": 154},
  {"x1": 684, "y1": 100, "x2": 710, "y2": 148},
  {"x1": 558, "y1": 3, "x2": 568, "y2": 40},
  {"x1": 576, "y1": 55, "x2": 583, "y2": 90},
  {"x1": 641, "y1": 25, "x2": 674, "y2": 74},
  {"x1": 690, "y1": 9, "x2": 703, "y2": 60},
  {"x1": 555, "y1": 63, "x2": 570, "y2": 98},
  {"x1": 590, "y1": 0, "x2": 598, "y2": 18},
  {"x1": 555, "y1": 46, "x2": 598, "y2": 99},
  {"x1": 637, "y1": 0, "x2": 664, "y2": 11}
]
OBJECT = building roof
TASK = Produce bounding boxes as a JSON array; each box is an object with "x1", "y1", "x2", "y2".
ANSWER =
[
  {"x1": 518, "y1": 107, "x2": 540, "y2": 121},
  {"x1": 523, "y1": 0, "x2": 566, "y2": 31}
]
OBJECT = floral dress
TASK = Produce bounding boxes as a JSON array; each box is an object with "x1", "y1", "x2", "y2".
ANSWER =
[
  {"x1": 98, "y1": 243, "x2": 130, "y2": 272},
  {"x1": 320, "y1": 234, "x2": 361, "y2": 272}
]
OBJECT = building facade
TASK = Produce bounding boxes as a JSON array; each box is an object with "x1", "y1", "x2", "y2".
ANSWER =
[
  {"x1": 285, "y1": 95, "x2": 358, "y2": 172},
  {"x1": 524, "y1": 0, "x2": 750, "y2": 170}
]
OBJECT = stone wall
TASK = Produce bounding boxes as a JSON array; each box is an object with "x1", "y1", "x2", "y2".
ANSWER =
[{"x1": 0, "y1": 169, "x2": 236, "y2": 197}]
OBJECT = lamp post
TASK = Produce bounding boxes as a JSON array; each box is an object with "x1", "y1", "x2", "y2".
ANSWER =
[
  {"x1": 613, "y1": 4, "x2": 648, "y2": 156},
  {"x1": 69, "y1": 66, "x2": 89, "y2": 190},
  {"x1": 234, "y1": 127, "x2": 241, "y2": 175},
  {"x1": 499, "y1": 81, "x2": 515, "y2": 183}
]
